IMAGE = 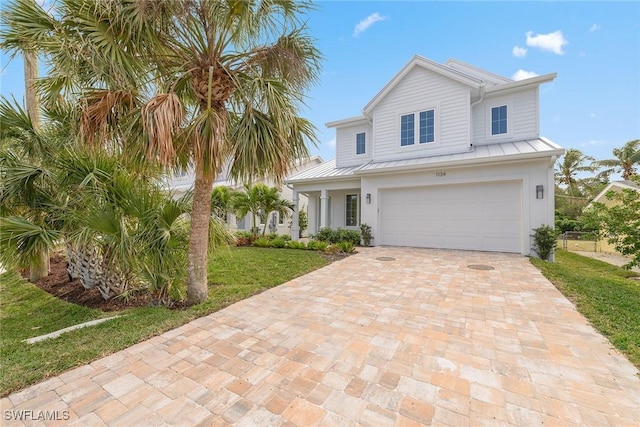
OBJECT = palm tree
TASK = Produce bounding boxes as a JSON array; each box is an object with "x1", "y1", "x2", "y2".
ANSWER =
[
  {"x1": 1, "y1": 0, "x2": 321, "y2": 304},
  {"x1": 231, "y1": 184, "x2": 265, "y2": 238},
  {"x1": 257, "y1": 185, "x2": 294, "y2": 236},
  {"x1": 597, "y1": 139, "x2": 640, "y2": 180},
  {"x1": 554, "y1": 148, "x2": 598, "y2": 197},
  {"x1": 231, "y1": 183, "x2": 294, "y2": 237},
  {"x1": 211, "y1": 186, "x2": 232, "y2": 220}
]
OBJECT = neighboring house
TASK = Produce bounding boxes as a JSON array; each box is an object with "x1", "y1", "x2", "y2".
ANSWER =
[
  {"x1": 287, "y1": 56, "x2": 565, "y2": 255},
  {"x1": 166, "y1": 156, "x2": 323, "y2": 235},
  {"x1": 589, "y1": 180, "x2": 640, "y2": 254},
  {"x1": 591, "y1": 180, "x2": 640, "y2": 206}
]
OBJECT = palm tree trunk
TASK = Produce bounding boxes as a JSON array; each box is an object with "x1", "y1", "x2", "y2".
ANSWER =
[
  {"x1": 24, "y1": 47, "x2": 48, "y2": 281},
  {"x1": 24, "y1": 50, "x2": 41, "y2": 129},
  {"x1": 29, "y1": 252, "x2": 48, "y2": 282},
  {"x1": 186, "y1": 160, "x2": 213, "y2": 305}
]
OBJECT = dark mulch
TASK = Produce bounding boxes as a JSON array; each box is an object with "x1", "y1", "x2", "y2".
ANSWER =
[{"x1": 25, "y1": 254, "x2": 154, "y2": 312}]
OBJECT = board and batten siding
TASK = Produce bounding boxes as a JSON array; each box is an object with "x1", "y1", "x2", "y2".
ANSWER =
[
  {"x1": 371, "y1": 66, "x2": 471, "y2": 161},
  {"x1": 335, "y1": 123, "x2": 373, "y2": 168},
  {"x1": 472, "y1": 88, "x2": 539, "y2": 145}
]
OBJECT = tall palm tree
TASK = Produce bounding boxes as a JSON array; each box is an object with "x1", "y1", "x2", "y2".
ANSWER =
[
  {"x1": 597, "y1": 139, "x2": 640, "y2": 180},
  {"x1": 554, "y1": 148, "x2": 598, "y2": 197},
  {"x1": 1, "y1": 0, "x2": 321, "y2": 304}
]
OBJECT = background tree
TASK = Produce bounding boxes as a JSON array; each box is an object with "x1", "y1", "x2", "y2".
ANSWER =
[
  {"x1": 581, "y1": 177, "x2": 640, "y2": 269},
  {"x1": 555, "y1": 148, "x2": 599, "y2": 197},
  {"x1": 597, "y1": 139, "x2": 640, "y2": 180},
  {"x1": 1, "y1": 0, "x2": 321, "y2": 305},
  {"x1": 210, "y1": 186, "x2": 231, "y2": 220},
  {"x1": 230, "y1": 184, "x2": 292, "y2": 237}
]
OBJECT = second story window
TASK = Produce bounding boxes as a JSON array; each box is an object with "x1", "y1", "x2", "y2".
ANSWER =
[
  {"x1": 491, "y1": 105, "x2": 508, "y2": 135},
  {"x1": 356, "y1": 132, "x2": 366, "y2": 155},
  {"x1": 401, "y1": 109, "x2": 435, "y2": 146}
]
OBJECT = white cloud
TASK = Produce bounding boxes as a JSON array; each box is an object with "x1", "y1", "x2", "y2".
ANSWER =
[
  {"x1": 512, "y1": 46, "x2": 527, "y2": 57},
  {"x1": 589, "y1": 112, "x2": 596, "y2": 118},
  {"x1": 525, "y1": 30, "x2": 568, "y2": 55},
  {"x1": 512, "y1": 69, "x2": 539, "y2": 81},
  {"x1": 326, "y1": 138, "x2": 336, "y2": 149},
  {"x1": 353, "y1": 12, "x2": 387, "y2": 38},
  {"x1": 589, "y1": 23, "x2": 601, "y2": 32}
]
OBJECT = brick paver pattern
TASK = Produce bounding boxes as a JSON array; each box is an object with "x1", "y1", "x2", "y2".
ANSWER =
[{"x1": 2, "y1": 247, "x2": 639, "y2": 426}]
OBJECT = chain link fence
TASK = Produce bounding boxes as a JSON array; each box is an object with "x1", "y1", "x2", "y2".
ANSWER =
[{"x1": 558, "y1": 231, "x2": 617, "y2": 253}]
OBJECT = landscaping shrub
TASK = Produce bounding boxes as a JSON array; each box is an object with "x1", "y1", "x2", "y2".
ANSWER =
[
  {"x1": 532, "y1": 224, "x2": 560, "y2": 260},
  {"x1": 253, "y1": 237, "x2": 271, "y2": 247},
  {"x1": 324, "y1": 244, "x2": 342, "y2": 255},
  {"x1": 336, "y1": 241, "x2": 355, "y2": 253},
  {"x1": 307, "y1": 240, "x2": 328, "y2": 251},
  {"x1": 286, "y1": 240, "x2": 307, "y2": 250},
  {"x1": 360, "y1": 223, "x2": 373, "y2": 246},
  {"x1": 269, "y1": 237, "x2": 287, "y2": 248},
  {"x1": 313, "y1": 227, "x2": 360, "y2": 245},
  {"x1": 235, "y1": 231, "x2": 254, "y2": 246}
]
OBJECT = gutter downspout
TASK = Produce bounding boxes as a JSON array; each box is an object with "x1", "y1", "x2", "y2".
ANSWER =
[{"x1": 469, "y1": 82, "x2": 485, "y2": 151}]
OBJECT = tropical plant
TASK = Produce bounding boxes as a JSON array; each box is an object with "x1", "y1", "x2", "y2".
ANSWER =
[
  {"x1": 555, "y1": 148, "x2": 598, "y2": 197},
  {"x1": 1, "y1": 0, "x2": 321, "y2": 305},
  {"x1": 531, "y1": 224, "x2": 560, "y2": 261},
  {"x1": 211, "y1": 186, "x2": 232, "y2": 220},
  {"x1": 286, "y1": 240, "x2": 306, "y2": 250},
  {"x1": 231, "y1": 184, "x2": 294, "y2": 237},
  {"x1": 597, "y1": 139, "x2": 640, "y2": 180},
  {"x1": 360, "y1": 223, "x2": 373, "y2": 246},
  {"x1": 336, "y1": 241, "x2": 355, "y2": 253}
]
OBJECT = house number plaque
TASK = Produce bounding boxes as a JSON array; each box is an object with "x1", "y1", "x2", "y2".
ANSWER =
[{"x1": 435, "y1": 171, "x2": 446, "y2": 177}]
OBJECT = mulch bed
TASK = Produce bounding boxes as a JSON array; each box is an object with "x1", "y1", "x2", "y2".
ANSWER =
[{"x1": 25, "y1": 254, "x2": 154, "y2": 312}]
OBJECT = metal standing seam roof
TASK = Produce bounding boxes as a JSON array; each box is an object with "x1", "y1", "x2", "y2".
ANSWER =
[{"x1": 287, "y1": 137, "x2": 564, "y2": 183}]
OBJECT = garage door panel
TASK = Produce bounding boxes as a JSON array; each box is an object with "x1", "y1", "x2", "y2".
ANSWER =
[{"x1": 379, "y1": 181, "x2": 522, "y2": 253}]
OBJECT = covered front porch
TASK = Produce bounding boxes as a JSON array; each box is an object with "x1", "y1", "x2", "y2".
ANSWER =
[{"x1": 289, "y1": 180, "x2": 362, "y2": 240}]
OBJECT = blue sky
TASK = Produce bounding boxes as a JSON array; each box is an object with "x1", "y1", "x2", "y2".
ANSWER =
[{"x1": 1, "y1": 1, "x2": 639, "y2": 166}]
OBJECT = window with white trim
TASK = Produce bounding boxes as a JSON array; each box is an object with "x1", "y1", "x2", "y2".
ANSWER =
[
  {"x1": 491, "y1": 105, "x2": 507, "y2": 135},
  {"x1": 345, "y1": 194, "x2": 359, "y2": 226},
  {"x1": 401, "y1": 109, "x2": 435, "y2": 146},
  {"x1": 356, "y1": 132, "x2": 366, "y2": 155}
]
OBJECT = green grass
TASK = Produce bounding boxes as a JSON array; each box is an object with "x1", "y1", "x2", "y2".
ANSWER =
[
  {"x1": 531, "y1": 250, "x2": 640, "y2": 368},
  {"x1": 0, "y1": 247, "x2": 328, "y2": 396}
]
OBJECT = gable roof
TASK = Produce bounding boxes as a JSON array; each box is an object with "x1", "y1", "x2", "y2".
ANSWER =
[
  {"x1": 363, "y1": 55, "x2": 483, "y2": 115},
  {"x1": 362, "y1": 55, "x2": 556, "y2": 116},
  {"x1": 592, "y1": 180, "x2": 640, "y2": 204},
  {"x1": 288, "y1": 138, "x2": 564, "y2": 184}
]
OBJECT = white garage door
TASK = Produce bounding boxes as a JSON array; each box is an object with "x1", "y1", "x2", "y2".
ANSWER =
[{"x1": 379, "y1": 181, "x2": 522, "y2": 253}]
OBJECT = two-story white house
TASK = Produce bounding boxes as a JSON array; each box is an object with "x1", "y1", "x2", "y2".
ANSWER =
[{"x1": 288, "y1": 56, "x2": 565, "y2": 255}]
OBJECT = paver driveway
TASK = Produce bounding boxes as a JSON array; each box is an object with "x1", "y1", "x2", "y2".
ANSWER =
[{"x1": 2, "y1": 247, "x2": 639, "y2": 426}]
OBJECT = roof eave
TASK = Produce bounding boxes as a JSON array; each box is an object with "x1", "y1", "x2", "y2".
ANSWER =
[
  {"x1": 485, "y1": 73, "x2": 557, "y2": 95},
  {"x1": 354, "y1": 149, "x2": 565, "y2": 176},
  {"x1": 326, "y1": 116, "x2": 369, "y2": 128}
]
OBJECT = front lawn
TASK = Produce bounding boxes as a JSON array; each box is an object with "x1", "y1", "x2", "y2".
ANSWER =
[
  {"x1": 531, "y1": 250, "x2": 640, "y2": 368},
  {"x1": 0, "y1": 247, "x2": 328, "y2": 396}
]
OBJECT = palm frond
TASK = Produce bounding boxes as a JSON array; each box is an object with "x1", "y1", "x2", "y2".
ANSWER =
[
  {"x1": 79, "y1": 89, "x2": 135, "y2": 146},
  {"x1": 0, "y1": 0, "x2": 56, "y2": 54},
  {"x1": 142, "y1": 93, "x2": 184, "y2": 167}
]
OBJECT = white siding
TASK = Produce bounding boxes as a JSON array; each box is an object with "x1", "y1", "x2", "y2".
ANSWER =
[
  {"x1": 335, "y1": 123, "x2": 373, "y2": 168},
  {"x1": 371, "y1": 66, "x2": 471, "y2": 161},
  {"x1": 472, "y1": 88, "x2": 539, "y2": 145}
]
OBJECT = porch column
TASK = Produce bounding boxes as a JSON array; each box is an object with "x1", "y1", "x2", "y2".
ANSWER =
[
  {"x1": 291, "y1": 190, "x2": 300, "y2": 241},
  {"x1": 320, "y1": 189, "x2": 329, "y2": 229}
]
